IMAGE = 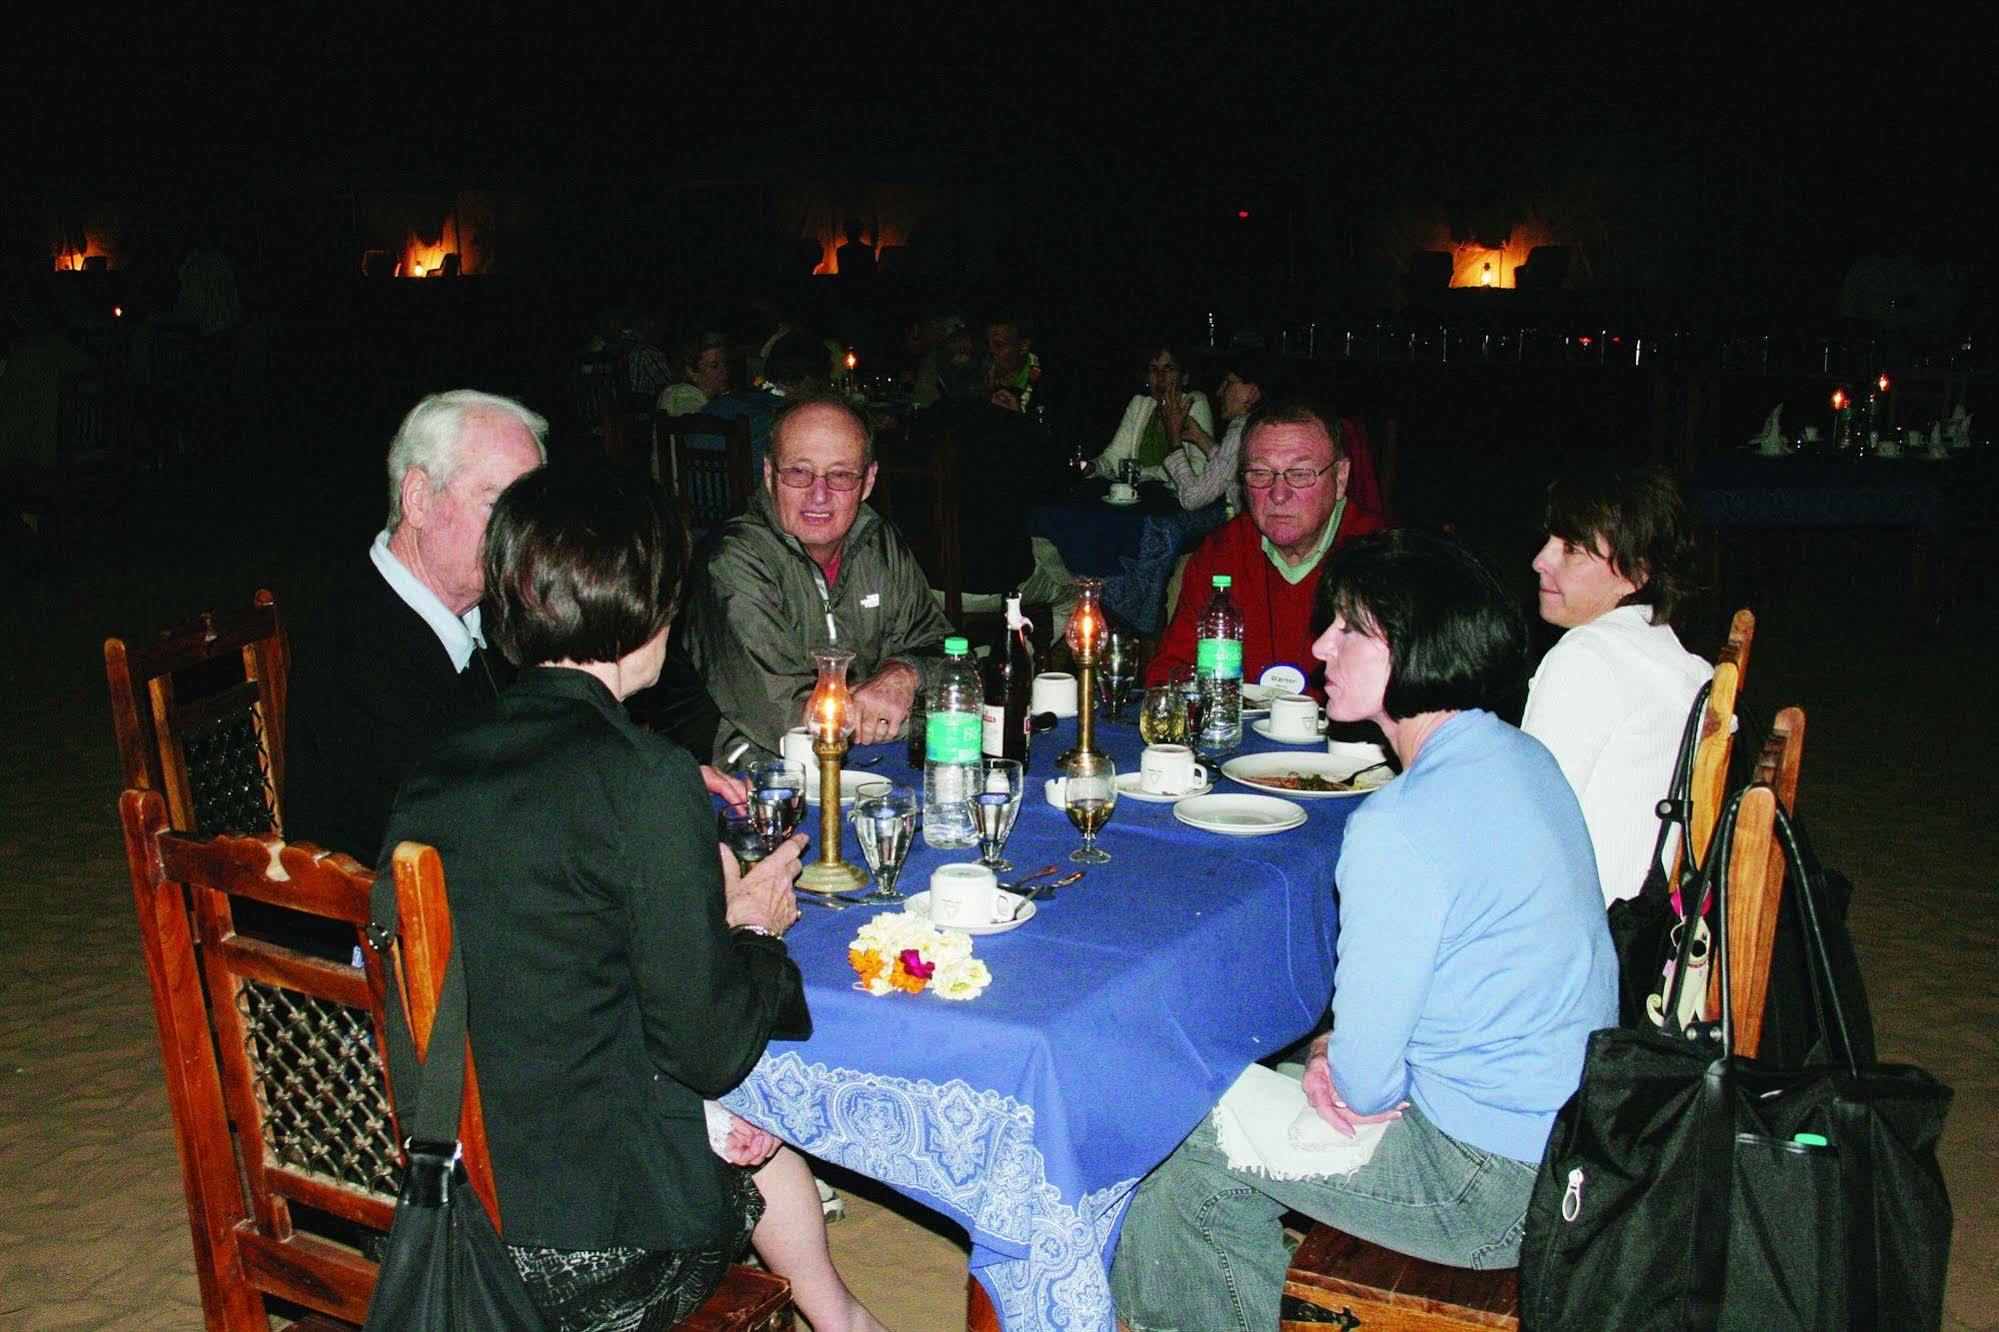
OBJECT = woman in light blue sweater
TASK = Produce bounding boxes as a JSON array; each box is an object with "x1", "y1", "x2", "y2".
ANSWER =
[{"x1": 1113, "y1": 531, "x2": 1617, "y2": 1332}]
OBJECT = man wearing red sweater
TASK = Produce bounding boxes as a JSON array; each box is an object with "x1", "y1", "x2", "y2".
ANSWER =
[{"x1": 1145, "y1": 400, "x2": 1389, "y2": 691}]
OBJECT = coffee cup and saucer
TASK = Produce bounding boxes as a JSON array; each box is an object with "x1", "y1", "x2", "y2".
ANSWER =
[
  {"x1": 1250, "y1": 694, "x2": 1325, "y2": 744},
  {"x1": 1117, "y1": 744, "x2": 1212, "y2": 803},
  {"x1": 1105, "y1": 482, "x2": 1140, "y2": 506},
  {"x1": 905, "y1": 862, "x2": 1035, "y2": 935}
]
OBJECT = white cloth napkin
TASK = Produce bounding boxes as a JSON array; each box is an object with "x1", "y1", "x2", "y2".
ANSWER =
[{"x1": 1212, "y1": 1063, "x2": 1390, "y2": 1181}]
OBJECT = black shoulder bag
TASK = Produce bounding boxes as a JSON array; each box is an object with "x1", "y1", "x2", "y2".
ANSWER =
[
  {"x1": 1606, "y1": 680, "x2": 1711, "y2": 1030},
  {"x1": 1520, "y1": 789, "x2": 1954, "y2": 1330},
  {"x1": 363, "y1": 878, "x2": 546, "y2": 1330}
]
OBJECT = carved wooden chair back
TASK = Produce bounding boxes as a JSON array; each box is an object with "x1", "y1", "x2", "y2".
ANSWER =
[
  {"x1": 658, "y1": 411, "x2": 756, "y2": 536},
  {"x1": 1709, "y1": 706, "x2": 1807, "y2": 1057},
  {"x1": 1717, "y1": 607, "x2": 1756, "y2": 690},
  {"x1": 105, "y1": 589, "x2": 288, "y2": 837},
  {"x1": 1686, "y1": 659, "x2": 1741, "y2": 868},
  {"x1": 122, "y1": 788, "x2": 399, "y2": 1329}
]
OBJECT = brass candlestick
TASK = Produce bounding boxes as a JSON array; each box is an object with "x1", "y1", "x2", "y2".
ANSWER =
[
  {"x1": 798, "y1": 648, "x2": 867, "y2": 894},
  {"x1": 1058, "y1": 579, "x2": 1109, "y2": 777}
]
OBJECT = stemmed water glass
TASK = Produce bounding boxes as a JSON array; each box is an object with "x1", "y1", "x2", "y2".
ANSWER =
[
  {"x1": 1062, "y1": 760, "x2": 1117, "y2": 865},
  {"x1": 1098, "y1": 630, "x2": 1135, "y2": 719},
  {"x1": 745, "y1": 759, "x2": 808, "y2": 853},
  {"x1": 972, "y1": 759, "x2": 1025, "y2": 873},
  {"x1": 850, "y1": 782, "x2": 919, "y2": 904}
]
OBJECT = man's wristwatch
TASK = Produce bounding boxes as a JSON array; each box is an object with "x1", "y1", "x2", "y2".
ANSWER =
[{"x1": 732, "y1": 923, "x2": 778, "y2": 940}]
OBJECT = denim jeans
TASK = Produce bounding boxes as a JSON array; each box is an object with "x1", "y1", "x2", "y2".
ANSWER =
[{"x1": 1111, "y1": 1099, "x2": 1536, "y2": 1332}]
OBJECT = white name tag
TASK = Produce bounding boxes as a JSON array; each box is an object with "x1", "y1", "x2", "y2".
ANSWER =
[{"x1": 861, "y1": 593, "x2": 880, "y2": 609}]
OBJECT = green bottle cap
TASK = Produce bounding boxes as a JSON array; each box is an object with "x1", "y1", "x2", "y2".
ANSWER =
[
  {"x1": 1212, "y1": 575, "x2": 1233, "y2": 589},
  {"x1": 944, "y1": 636, "x2": 969, "y2": 655}
]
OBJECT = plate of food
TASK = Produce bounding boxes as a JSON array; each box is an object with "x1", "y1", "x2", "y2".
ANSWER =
[{"x1": 1220, "y1": 752, "x2": 1393, "y2": 798}]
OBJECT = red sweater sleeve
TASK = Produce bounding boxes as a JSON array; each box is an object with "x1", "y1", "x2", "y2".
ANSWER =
[{"x1": 1144, "y1": 532, "x2": 1222, "y2": 686}]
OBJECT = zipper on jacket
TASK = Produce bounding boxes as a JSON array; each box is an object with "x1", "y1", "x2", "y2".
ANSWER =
[
  {"x1": 812, "y1": 568, "x2": 838, "y2": 643},
  {"x1": 1560, "y1": 1167, "x2": 1584, "y2": 1222}
]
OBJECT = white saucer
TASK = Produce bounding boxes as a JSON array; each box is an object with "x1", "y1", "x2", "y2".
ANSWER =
[
  {"x1": 1103, "y1": 494, "x2": 1141, "y2": 507},
  {"x1": 806, "y1": 770, "x2": 881, "y2": 807},
  {"x1": 1173, "y1": 793, "x2": 1307, "y2": 836},
  {"x1": 1116, "y1": 771, "x2": 1213, "y2": 803},
  {"x1": 1250, "y1": 718, "x2": 1325, "y2": 744},
  {"x1": 903, "y1": 889, "x2": 1035, "y2": 936}
]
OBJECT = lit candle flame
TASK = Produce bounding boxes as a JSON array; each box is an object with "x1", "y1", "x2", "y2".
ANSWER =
[
  {"x1": 1480, "y1": 262, "x2": 1495, "y2": 287},
  {"x1": 1876, "y1": 373, "x2": 1891, "y2": 393},
  {"x1": 844, "y1": 350, "x2": 858, "y2": 371},
  {"x1": 1832, "y1": 389, "x2": 1849, "y2": 411}
]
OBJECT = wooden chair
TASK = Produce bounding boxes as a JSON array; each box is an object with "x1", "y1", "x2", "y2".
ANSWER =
[
  {"x1": 1686, "y1": 659, "x2": 1742, "y2": 868},
  {"x1": 657, "y1": 410, "x2": 756, "y2": 537},
  {"x1": 105, "y1": 588, "x2": 288, "y2": 837},
  {"x1": 1717, "y1": 607, "x2": 1756, "y2": 690},
  {"x1": 1280, "y1": 709, "x2": 1803, "y2": 1330},
  {"x1": 389, "y1": 841, "x2": 793, "y2": 1331},
  {"x1": 874, "y1": 424, "x2": 967, "y2": 623},
  {"x1": 1706, "y1": 706, "x2": 1807, "y2": 1057},
  {"x1": 7, "y1": 370, "x2": 135, "y2": 561},
  {"x1": 121, "y1": 789, "x2": 791, "y2": 1330}
]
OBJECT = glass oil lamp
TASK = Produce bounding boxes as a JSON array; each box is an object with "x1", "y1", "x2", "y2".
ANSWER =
[
  {"x1": 1058, "y1": 579, "x2": 1111, "y2": 777},
  {"x1": 797, "y1": 649, "x2": 867, "y2": 894}
]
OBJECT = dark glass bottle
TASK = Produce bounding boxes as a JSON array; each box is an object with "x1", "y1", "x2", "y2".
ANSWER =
[{"x1": 981, "y1": 593, "x2": 1035, "y2": 766}]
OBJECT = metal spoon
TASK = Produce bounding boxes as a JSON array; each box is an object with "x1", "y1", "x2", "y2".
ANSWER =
[
  {"x1": 999, "y1": 864, "x2": 1061, "y2": 893},
  {"x1": 1006, "y1": 871, "x2": 1084, "y2": 919},
  {"x1": 796, "y1": 891, "x2": 858, "y2": 910}
]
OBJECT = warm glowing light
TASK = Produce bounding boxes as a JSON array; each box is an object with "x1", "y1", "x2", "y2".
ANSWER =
[
  {"x1": 112, "y1": 306, "x2": 123, "y2": 318},
  {"x1": 1578, "y1": 335, "x2": 1593, "y2": 348},
  {"x1": 807, "y1": 653, "x2": 856, "y2": 742},
  {"x1": 1876, "y1": 373, "x2": 1891, "y2": 393},
  {"x1": 844, "y1": 350, "x2": 858, "y2": 371},
  {"x1": 1436, "y1": 217, "x2": 1559, "y2": 289},
  {"x1": 1237, "y1": 209, "x2": 1251, "y2": 220},
  {"x1": 397, "y1": 224, "x2": 456, "y2": 279},
  {"x1": 1065, "y1": 581, "x2": 1106, "y2": 659},
  {"x1": 1480, "y1": 262, "x2": 1495, "y2": 287},
  {"x1": 1832, "y1": 389, "x2": 1850, "y2": 410}
]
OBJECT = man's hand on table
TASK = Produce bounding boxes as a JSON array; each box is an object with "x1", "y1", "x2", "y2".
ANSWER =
[
  {"x1": 700, "y1": 764, "x2": 749, "y2": 810},
  {"x1": 848, "y1": 661, "x2": 920, "y2": 747},
  {"x1": 1302, "y1": 1036, "x2": 1407, "y2": 1139},
  {"x1": 719, "y1": 834, "x2": 805, "y2": 937}
]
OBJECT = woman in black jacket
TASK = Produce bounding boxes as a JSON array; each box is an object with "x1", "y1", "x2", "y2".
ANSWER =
[{"x1": 380, "y1": 465, "x2": 879, "y2": 1330}]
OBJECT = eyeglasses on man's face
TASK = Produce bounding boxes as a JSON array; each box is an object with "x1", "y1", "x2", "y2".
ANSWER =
[
  {"x1": 1241, "y1": 462, "x2": 1335, "y2": 490},
  {"x1": 774, "y1": 465, "x2": 867, "y2": 492}
]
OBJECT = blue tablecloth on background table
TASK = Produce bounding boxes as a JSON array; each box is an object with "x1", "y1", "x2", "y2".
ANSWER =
[
  {"x1": 1028, "y1": 482, "x2": 1228, "y2": 634},
  {"x1": 1692, "y1": 453, "x2": 1983, "y2": 538},
  {"x1": 720, "y1": 719, "x2": 1359, "y2": 1330}
]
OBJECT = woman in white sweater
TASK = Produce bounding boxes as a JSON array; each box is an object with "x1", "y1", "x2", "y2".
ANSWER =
[
  {"x1": 1521, "y1": 463, "x2": 1711, "y2": 905},
  {"x1": 1091, "y1": 343, "x2": 1214, "y2": 481}
]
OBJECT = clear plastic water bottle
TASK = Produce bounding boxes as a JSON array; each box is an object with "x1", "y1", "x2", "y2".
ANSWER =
[
  {"x1": 923, "y1": 636, "x2": 983, "y2": 848},
  {"x1": 1195, "y1": 575, "x2": 1244, "y2": 759}
]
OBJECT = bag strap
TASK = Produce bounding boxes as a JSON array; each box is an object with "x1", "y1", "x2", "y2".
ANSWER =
[
  {"x1": 1768, "y1": 804, "x2": 1861, "y2": 1074},
  {"x1": 1685, "y1": 786, "x2": 1752, "y2": 1331},
  {"x1": 368, "y1": 870, "x2": 471, "y2": 1149},
  {"x1": 1647, "y1": 680, "x2": 1712, "y2": 898}
]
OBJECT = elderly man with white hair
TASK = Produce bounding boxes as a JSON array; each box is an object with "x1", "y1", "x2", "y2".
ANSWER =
[{"x1": 287, "y1": 389, "x2": 549, "y2": 860}]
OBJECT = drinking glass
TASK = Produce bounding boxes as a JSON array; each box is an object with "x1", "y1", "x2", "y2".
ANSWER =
[
  {"x1": 850, "y1": 783, "x2": 919, "y2": 904},
  {"x1": 1138, "y1": 685, "x2": 1186, "y2": 745},
  {"x1": 1171, "y1": 664, "x2": 1207, "y2": 739},
  {"x1": 1063, "y1": 760, "x2": 1117, "y2": 864},
  {"x1": 972, "y1": 759, "x2": 1025, "y2": 872},
  {"x1": 746, "y1": 759, "x2": 808, "y2": 852},
  {"x1": 717, "y1": 808, "x2": 768, "y2": 877},
  {"x1": 1098, "y1": 630, "x2": 1135, "y2": 718}
]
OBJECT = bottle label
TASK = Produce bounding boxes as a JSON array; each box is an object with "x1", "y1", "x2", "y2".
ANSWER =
[
  {"x1": 926, "y1": 711, "x2": 982, "y2": 764},
  {"x1": 981, "y1": 704, "x2": 1006, "y2": 756},
  {"x1": 1196, "y1": 638, "x2": 1243, "y2": 679}
]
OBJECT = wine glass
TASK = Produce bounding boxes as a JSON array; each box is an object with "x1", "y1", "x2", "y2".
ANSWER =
[
  {"x1": 1138, "y1": 685, "x2": 1186, "y2": 745},
  {"x1": 717, "y1": 808, "x2": 768, "y2": 877},
  {"x1": 1062, "y1": 760, "x2": 1117, "y2": 865},
  {"x1": 746, "y1": 759, "x2": 808, "y2": 852},
  {"x1": 972, "y1": 759, "x2": 1025, "y2": 872},
  {"x1": 1098, "y1": 630, "x2": 1135, "y2": 719},
  {"x1": 851, "y1": 784, "x2": 919, "y2": 904}
]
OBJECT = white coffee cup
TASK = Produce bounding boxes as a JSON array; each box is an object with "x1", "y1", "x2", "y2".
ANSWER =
[
  {"x1": 1140, "y1": 744, "x2": 1208, "y2": 795},
  {"x1": 929, "y1": 863, "x2": 1011, "y2": 928},
  {"x1": 1266, "y1": 694, "x2": 1323, "y2": 743},
  {"x1": 1031, "y1": 672, "x2": 1079, "y2": 718},
  {"x1": 1109, "y1": 481, "x2": 1137, "y2": 503}
]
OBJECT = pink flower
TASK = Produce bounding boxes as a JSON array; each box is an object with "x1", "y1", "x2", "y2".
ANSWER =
[{"x1": 898, "y1": 948, "x2": 935, "y2": 980}]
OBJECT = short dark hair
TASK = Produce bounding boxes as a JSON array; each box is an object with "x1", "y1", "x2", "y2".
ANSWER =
[
  {"x1": 1315, "y1": 530, "x2": 1527, "y2": 720},
  {"x1": 1225, "y1": 351, "x2": 1285, "y2": 398},
  {"x1": 1243, "y1": 395, "x2": 1347, "y2": 461},
  {"x1": 1544, "y1": 461, "x2": 1694, "y2": 620},
  {"x1": 762, "y1": 332, "x2": 825, "y2": 391},
  {"x1": 1140, "y1": 343, "x2": 1196, "y2": 377},
  {"x1": 482, "y1": 466, "x2": 688, "y2": 668},
  {"x1": 675, "y1": 329, "x2": 729, "y2": 374},
  {"x1": 770, "y1": 392, "x2": 875, "y2": 467}
]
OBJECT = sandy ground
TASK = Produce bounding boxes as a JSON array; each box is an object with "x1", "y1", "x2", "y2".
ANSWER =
[{"x1": 1, "y1": 511, "x2": 1993, "y2": 1330}]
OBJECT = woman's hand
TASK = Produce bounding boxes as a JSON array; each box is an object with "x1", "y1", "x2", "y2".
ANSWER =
[
  {"x1": 991, "y1": 387, "x2": 1024, "y2": 413},
  {"x1": 1160, "y1": 389, "x2": 1189, "y2": 444},
  {"x1": 718, "y1": 1113, "x2": 784, "y2": 1168},
  {"x1": 720, "y1": 834, "x2": 806, "y2": 937},
  {"x1": 1302, "y1": 1037, "x2": 1408, "y2": 1139},
  {"x1": 700, "y1": 764, "x2": 749, "y2": 810},
  {"x1": 1179, "y1": 415, "x2": 1215, "y2": 456}
]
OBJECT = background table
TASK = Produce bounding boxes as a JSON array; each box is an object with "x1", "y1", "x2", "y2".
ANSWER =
[
  {"x1": 1027, "y1": 481, "x2": 1227, "y2": 633},
  {"x1": 721, "y1": 718, "x2": 1362, "y2": 1330}
]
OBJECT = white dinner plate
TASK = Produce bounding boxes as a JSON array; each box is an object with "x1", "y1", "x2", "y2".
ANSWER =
[
  {"x1": 1221, "y1": 753, "x2": 1393, "y2": 799},
  {"x1": 1115, "y1": 770, "x2": 1213, "y2": 803},
  {"x1": 1250, "y1": 718, "x2": 1325, "y2": 744},
  {"x1": 806, "y1": 769, "x2": 883, "y2": 807},
  {"x1": 902, "y1": 889, "x2": 1036, "y2": 936},
  {"x1": 1172, "y1": 793, "x2": 1307, "y2": 836}
]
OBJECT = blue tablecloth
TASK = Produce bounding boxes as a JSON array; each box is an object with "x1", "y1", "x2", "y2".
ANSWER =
[
  {"x1": 1028, "y1": 483, "x2": 1228, "y2": 634},
  {"x1": 1693, "y1": 453, "x2": 1983, "y2": 539},
  {"x1": 721, "y1": 719, "x2": 1357, "y2": 1330}
]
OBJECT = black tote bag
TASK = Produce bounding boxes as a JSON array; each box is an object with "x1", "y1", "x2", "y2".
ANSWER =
[
  {"x1": 363, "y1": 882, "x2": 546, "y2": 1330},
  {"x1": 1520, "y1": 791, "x2": 1953, "y2": 1330}
]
